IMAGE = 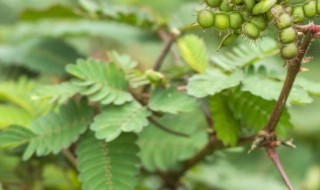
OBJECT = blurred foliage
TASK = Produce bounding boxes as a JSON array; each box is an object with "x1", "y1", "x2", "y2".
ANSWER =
[{"x1": 0, "y1": 0, "x2": 319, "y2": 190}]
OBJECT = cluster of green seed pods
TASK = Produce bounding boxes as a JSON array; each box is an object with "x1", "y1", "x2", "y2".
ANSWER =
[{"x1": 197, "y1": 0, "x2": 320, "y2": 60}]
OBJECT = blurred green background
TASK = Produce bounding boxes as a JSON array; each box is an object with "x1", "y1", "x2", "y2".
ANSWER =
[{"x1": 0, "y1": 0, "x2": 319, "y2": 189}]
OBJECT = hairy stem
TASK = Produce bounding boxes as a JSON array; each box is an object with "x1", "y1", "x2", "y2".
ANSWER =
[{"x1": 62, "y1": 149, "x2": 77, "y2": 169}]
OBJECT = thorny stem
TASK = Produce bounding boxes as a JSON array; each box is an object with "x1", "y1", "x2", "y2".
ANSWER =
[
  {"x1": 267, "y1": 148, "x2": 295, "y2": 190},
  {"x1": 264, "y1": 34, "x2": 312, "y2": 132}
]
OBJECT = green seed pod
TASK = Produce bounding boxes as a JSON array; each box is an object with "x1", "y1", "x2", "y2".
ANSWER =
[
  {"x1": 218, "y1": 32, "x2": 239, "y2": 49},
  {"x1": 279, "y1": 27, "x2": 296, "y2": 44},
  {"x1": 292, "y1": 6, "x2": 305, "y2": 22},
  {"x1": 303, "y1": 0, "x2": 317, "y2": 18},
  {"x1": 206, "y1": 0, "x2": 222, "y2": 7},
  {"x1": 250, "y1": 15, "x2": 268, "y2": 30},
  {"x1": 231, "y1": 0, "x2": 243, "y2": 5},
  {"x1": 214, "y1": 13, "x2": 230, "y2": 30},
  {"x1": 229, "y1": 12, "x2": 244, "y2": 29},
  {"x1": 197, "y1": 10, "x2": 215, "y2": 28},
  {"x1": 243, "y1": 22, "x2": 260, "y2": 39},
  {"x1": 220, "y1": 0, "x2": 234, "y2": 12},
  {"x1": 244, "y1": 0, "x2": 256, "y2": 10},
  {"x1": 252, "y1": 0, "x2": 277, "y2": 15},
  {"x1": 281, "y1": 43, "x2": 298, "y2": 60},
  {"x1": 276, "y1": 13, "x2": 293, "y2": 29}
]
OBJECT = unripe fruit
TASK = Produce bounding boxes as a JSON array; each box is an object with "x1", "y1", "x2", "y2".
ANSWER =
[
  {"x1": 252, "y1": 0, "x2": 277, "y2": 15},
  {"x1": 281, "y1": 43, "x2": 298, "y2": 60},
  {"x1": 214, "y1": 13, "x2": 230, "y2": 30},
  {"x1": 303, "y1": 0, "x2": 317, "y2": 18},
  {"x1": 276, "y1": 13, "x2": 293, "y2": 29},
  {"x1": 243, "y1": 22, "x2": 260, "y2": 39},
  {"x1": 229, "y1": 12, "x2": 244, "y2": 29},
  {"x1": 292, "y1": 6, "x2": 305, "y2": 22},
  {"x1": 244, "y1": 0, "x2": 256, "y2": 10},
  {"x1": 231, "y1": 0, "x2": 243, "y2": 5},
  {"x1": 279, "y1": 27, "x2": 296, "y2": 44},
  {"x1": 220, "y1": 1, "x2": 234, "y2": 12},
  {"x1": 218, "y1": 32, "x2": 239, "y2": 49},
  {"x1": 197, "y1": 10, "x2": 215, "y2": 28},
  {"x1": 206, "y1": 0, "x2": 222, "y2": 7},
  {"x1": 250, "y1": 15, "x2": 268, "y2": 30}
]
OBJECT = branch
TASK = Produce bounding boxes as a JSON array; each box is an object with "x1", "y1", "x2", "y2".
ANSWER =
[
  {"x1": 263, "y1": 34, "x2": 312, "y2": 133},
  {"x1": 267, "y1": 148, "x2": 295, "y2": 190},
  {"x1": 62, "y1": 148, "x2": 77, "y2": 169},
  {"x1": 148, "y1": 117, "x2": 190, "y2": 138},
  {"x1": 142, "y1": 30, "x2": 178, "y2": 93}
]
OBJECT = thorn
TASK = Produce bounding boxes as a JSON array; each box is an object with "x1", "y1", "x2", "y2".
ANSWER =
[
  {"x1": 302, "y1": 56, "x2": 313, "y2": 64},
  {"x1": 299, "y1": 67, "x2": 309, "y2": 72},
  {"x1": 281, "y1": 139, "x2": 296, "y2": 149}
]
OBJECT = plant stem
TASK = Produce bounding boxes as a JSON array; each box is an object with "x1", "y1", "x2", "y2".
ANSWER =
[
  {"x1": 62, "y1": 149, "x2": 77, "y2": 169},
  {"x1": 148, "y1": 117, "x2": 190, "y2": 138},
  {"x1": 142, "y1": 30, "x2": 177, "y2": 93},
  {"x1": 267, "y1": 148, "x2": 295, "y2": 190},
  {"x1": 264, "y1": 34, "x2": 312, "y2": 132}
]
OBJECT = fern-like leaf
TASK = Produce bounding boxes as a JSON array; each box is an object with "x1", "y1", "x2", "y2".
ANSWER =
[
  {"x1": 76, "y1": 132, "x2": 140, "y2": 190},
  {"x1": 0, "y1": 125, "x2": 35, "y2": 148},
  {"x1": 211, "y1": 37, "x2": 278, "y2": 72},
  {"x1": 209, "y1": 94, "x2": 240, "y2": 146},
  {"x1": 22, "y1": 100, "x2": 92, "y2": 160},
  {"x1": 91, "y1": 102, "x2": 151, "y2": 142},
  {"x1": 177, "y1": 34, "x2": 208, "y2": 73},
  {"x1": 148, "y1": 87, "x2": 197, "y2": 114},
  {"x1": 31, "y1": 82, "x2": 80, "y2": 104},
  {"x1": 139, "y1": 111, "x2": 207, "y2": 171},
  {"x1": 228, "y1": 90, "x2": 292, "y2": 137},
  {"x1": 66, "y1": 59, "x2": 133, "y2": 105},
  {"x1": 187, "y1": 70, "x2": 244, "y2": 98},
  {"x1": 241, "y1": 76, "x2": 313, "y2": 105},
  {"x1": 0, "y1": 105, "x2": 32, "y2": 129}
]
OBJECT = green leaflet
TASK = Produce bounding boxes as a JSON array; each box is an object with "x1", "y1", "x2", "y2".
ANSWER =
[
  {"x1": 228, "y1": 91, "x2": 292, "y2": 137},
  {"x1": 241, "y1": 76, "x2": 313, "y2": 105},
  {"x1": 148, "y1": 87, "x2": 197, "y2": 114},
  {"x1": 0, "y1": 105, "x2": 32, "y2": 129},
  {"x1": 211, "y1": 37, "x2": 278, "y2": 72},
  {"x1": 0, "y1": 100, "x2": 93, "y2": 160},
  {"x1": 31, "y1": 82, "x2": 80, "y2": 104},
  {"x1": 187, "y1": 70, "x2": 244, "y2": 98},
  {"x1": 0, "y1": 78, "x2": 52, "y2": 121},
  {"x1": 66, "y1": 59, "x2": 133, "y2": 105},
  {"x1": 209, "y1": 94, "x2": 240, "y2": 146},
  {"x1": 0, "y1": 125, "x2": 36, "y2": 148},
  {"x1": 90, "y1": 101, "x2": 151, "y2": 142},
  {"x1": 139, "y1": 111, "x2": 207, "y2": 171},
  {"x1": 177, "y1": 34, "x2": 209, "y2": 73},
  {"x1": 77, "y1": 132, "x2": 140, "y2": 190}
]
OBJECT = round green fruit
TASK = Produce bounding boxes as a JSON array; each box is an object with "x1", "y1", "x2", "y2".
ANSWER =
[
  {"x1": 276, "y1": 13, "x2": 293, "y2": 29},
  {"x1": 197, "y1": 10, "x2": 215, "y2": 28},
  {"x1": 206, "y1": 0, "x2": 222, "y2": 7},
  {"x1": 214, "y1": 13, "x2": 230, "y2": 30},
  {"x1": 229, "y1": 12, "x2": 244, "y2": 29},
  {"x1": 303, "y1": 0, "x2": 317, "y2": 18},
  {"x1": 281, "y1": 43, "x2": 298, "y2": 60},
  {"x1": 279, "y1": 27, "x2": 296, "y2": 44},
  {"x1": 250, "y1": 15, "x2": 268, "y2": 30},
  {"x1": 243, "y1": 22, "x2": 260, "y2": 39},
  {"x1": 292, "y1": 6, "x2": 305, "y2": 22}
]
